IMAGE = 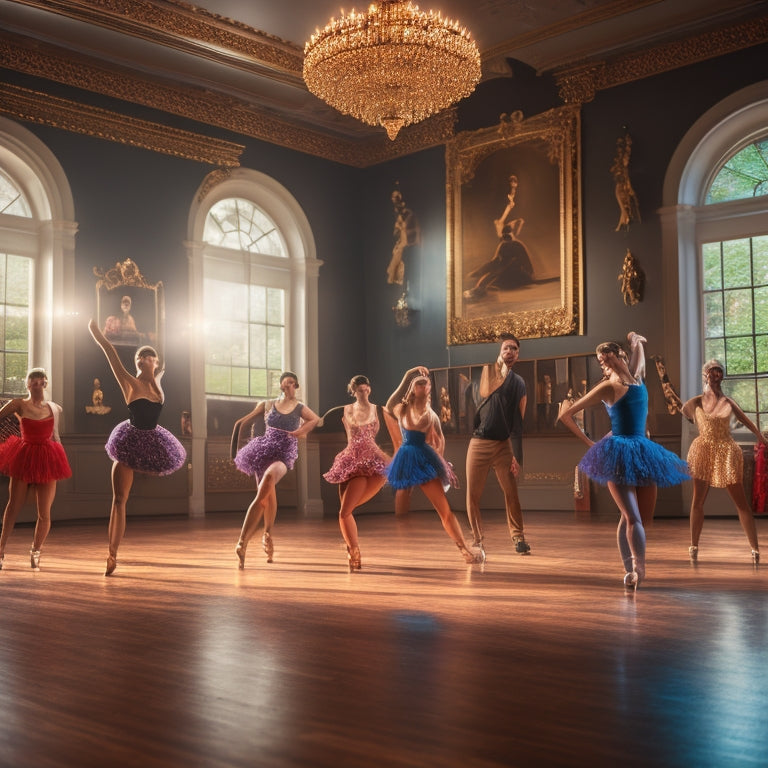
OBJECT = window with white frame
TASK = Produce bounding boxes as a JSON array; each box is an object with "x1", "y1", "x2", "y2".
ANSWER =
[
  {"x1": 202, "y1": 198, "x2": 289, "y2": 399},
  {"x1": 0, "y1": 167, "x2": 33, "y2": 395},
  {"x1": 700, "y1": 137, "x2": 768, "y2": 431}
]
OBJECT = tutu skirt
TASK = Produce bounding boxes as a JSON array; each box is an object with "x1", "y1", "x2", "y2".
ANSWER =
[
  {"x1": 324, "y1": 429, "x2": 389, "y2": 484},
  {"x1": 387, "y1": 441, "x2": 458, "y2": 491},
  {"x1": 0, "y1": 436, "x2": 71, "y2": 484},
  {"x1": 106, "y1": 421, "x2": 186, "y2": 476},
  {"x1": 579, "y1": 435, "x2": 689, "y2": 487},
  {"x1": 235, "y1": 427, "x2": 298, "y2": 480}
]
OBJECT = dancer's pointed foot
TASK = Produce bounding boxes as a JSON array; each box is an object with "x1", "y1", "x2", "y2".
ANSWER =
[
  {"x1": 623, "y1": 570, "x2": 639, "y2": 592},
  {"x1": 105, "y1": 554, "x2": 117, "y2": 576},
  {"x1": 262, "y1": 532, "x2": 274, "y2": 563},
  {"x1": 752, "y1": 549, "x2": 760, "y2": 565},
  {"x1": 688, "y1": 545, "x2": 698, "y2": 562},
  {"x1": 347, "y1": 545, "x2": 362, "y2": 572},
  {"x1": 30, "y1": 548, "x2": 41, "y2": 570},
  {"x1": 457, "y1": 541, "x2": 483, "y2": 564},
  {"x1": 235, "y1": 541, "x2": 246, "y2": 569}
]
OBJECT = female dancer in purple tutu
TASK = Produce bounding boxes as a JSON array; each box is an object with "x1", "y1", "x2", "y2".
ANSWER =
[
  {"x1": 89, "y1": 319, "x2": 186, "y2": 575},
  {"x1": 323, "y1": 375, "x2": 390, "y2": 571},
  {"x1": 557, "y1": 338, "x2": 688, "y2": 590},
  {"x1": 385, "y1": 366, "x2": 482, "y2": 565},
  {"x1": 0, "y1": 368, "x2": 71, "y2": 570},
  {"x1": 232, "y1": 371, "x2": 319, "y2": 567}
]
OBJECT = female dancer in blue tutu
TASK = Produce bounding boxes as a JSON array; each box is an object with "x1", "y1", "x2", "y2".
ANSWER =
[
  {"x1": 89, "y1": 319, "x2": 186, "y2": 575},
  {"x1": 0, "y1": 368, "x2": 71, "y2": 570},
  {"x1": 557, "y1": 338, "x2": 688, "y2": 590},
  {"x1": 232, "y1": 372, "x2": 319, "y2": 568},
  {"x1": 324, "y1": 375, "x2": 390, "y2": 571},
  {"x1": 385, "y1": 366, "x2": 482, "y2": 564}
]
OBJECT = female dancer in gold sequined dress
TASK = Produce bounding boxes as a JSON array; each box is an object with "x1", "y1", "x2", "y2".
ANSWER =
[{"x1": 682, "y1": 360, "x2": 767, "y2": 564}]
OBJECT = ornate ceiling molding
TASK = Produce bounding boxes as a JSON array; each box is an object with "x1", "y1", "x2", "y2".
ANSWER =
[
  {"x1": 0, "y1": 82, "x2": 245, "y2": 167},
  {"x1": 555, "y1": 15, "x2": 768, "y2": 104},
  {"x1": 10, "y1": 0, "x2": 304, "y2": 84},
  {"x1": 0, "y1": 30, "x2": 447, "y2": 167}
]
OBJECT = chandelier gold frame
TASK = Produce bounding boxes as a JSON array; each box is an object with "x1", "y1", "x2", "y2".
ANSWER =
[{"x1": 303, "y1": 0, "x2": 481, "y2": 140}]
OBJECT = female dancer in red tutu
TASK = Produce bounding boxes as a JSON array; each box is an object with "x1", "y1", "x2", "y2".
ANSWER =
[
  {"x1": 323, "y1": 375, "x2": 390, "y2": 571},
  {"x1": 0, "y1": 368, "x2": 71, "y2": 570},
  {"x1": 89, "y1": 319, "x2": 186, "y2": 575},
  {"x1": 232, "y1": 372, "x2": 319, "y2": 568}
]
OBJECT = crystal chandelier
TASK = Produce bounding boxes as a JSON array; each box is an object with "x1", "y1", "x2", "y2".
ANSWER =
[{"x1": 303, "y1": 0, "x2": 481, "y2": 140}]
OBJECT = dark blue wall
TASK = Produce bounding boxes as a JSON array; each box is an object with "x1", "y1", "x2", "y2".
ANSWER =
[{"x1": 3, "y1": 39, "x2": 767, "y2": 425}]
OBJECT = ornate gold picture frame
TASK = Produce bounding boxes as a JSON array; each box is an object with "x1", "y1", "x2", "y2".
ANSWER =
[
  {"x1": 93, "y1": 258, "x2": 164, "y2": 358},
  {"x1": 446, "y1": 106, "x2": 583, "y2": 344}
]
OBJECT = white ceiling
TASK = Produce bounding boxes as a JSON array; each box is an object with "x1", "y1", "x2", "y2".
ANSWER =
[{"x1": 0, "y1": 0, "x2": 765, "y2": 139}]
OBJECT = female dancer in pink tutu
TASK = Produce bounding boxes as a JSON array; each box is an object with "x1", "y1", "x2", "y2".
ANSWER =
[
  {"x1": 232, "y1": 371, "x2": 319, "y2": 567},
  {"x1": 89, "y1": 319, "x2": 186, "y2": 575},
  {"x1": 386, "y1": 366, "x2": 482, "y2": 564},
  {"x1": 0, "y1": 368, "x2": 71, "y2": 570},
  {"x1": 323, "y1": 375, "x2": 390, "y2": 571}
]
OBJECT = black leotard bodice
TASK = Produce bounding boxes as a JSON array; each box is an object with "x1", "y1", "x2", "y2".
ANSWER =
[{"x1": 128, "y1": 398, "x2": 163, "y2": 430}]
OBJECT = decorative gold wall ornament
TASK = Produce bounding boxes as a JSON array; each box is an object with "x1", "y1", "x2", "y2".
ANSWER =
[
  {"x1": 0, "y1": 82, "x2": 243, "y2": 167},
  {"x1": 652, "y1": 356, "x2": 683, "y2": 415},
  {"x1": 446, "y1": 106, "x2": 583, "y2": 344},
  {"x1": 303, "y1": 0, "x2": 481, "y2": 140},
  {"x1": 618, "y1": 249, "x2": 644, "y2": 306},
  {"x1": 611, "y1": 131, "x2": 640, "y2": 231}
]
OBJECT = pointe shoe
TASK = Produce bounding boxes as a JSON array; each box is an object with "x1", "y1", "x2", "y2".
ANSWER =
[
  {"x1": 457, "y1": 541, "x2": 483, "y2": 564},
  {"x1": 752, "y1": 549, "x2": 760, "y2": 565},
  {"x1": 30, "y1": 548, "x2": 41, "y2": 570},
  {"x1": 688, "y1": 545, "x2": 698, "y2": 562},
  {"x1": 262, "y1": 532, "x2": 274, "y2": 563},
  {"x1": 105, "y1": 554, "x2": 117, "y2": 576},
  {"x1": 0, "y1": 554, "x2": 4, "y2": 570},
  {"x1": 347, "y1": 545, "x2": 362, "y2": 572},
  {"x1": 624, "y1": 555, "x2": 645, "y2": 591},
  {"x1": 623, "y1": 570, "x2": 639, "y2": 591},
  {"x1": 235, "y1": 541, "x2": 246, "y2": 569}
]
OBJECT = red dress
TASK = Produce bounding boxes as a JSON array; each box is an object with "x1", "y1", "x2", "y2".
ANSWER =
[{"x1": 0, "y1": 416, "x2": 72, "y2": 483}]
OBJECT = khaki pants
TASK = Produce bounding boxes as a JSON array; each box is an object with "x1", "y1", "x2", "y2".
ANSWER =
[{"x1": 465, "y1": 437, "x2": 524, "y2": 542}]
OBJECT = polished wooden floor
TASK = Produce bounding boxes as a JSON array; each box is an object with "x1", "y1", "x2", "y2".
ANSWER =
[{"x1": 0, "y1": 509, "x2": 766, "y2": 768}]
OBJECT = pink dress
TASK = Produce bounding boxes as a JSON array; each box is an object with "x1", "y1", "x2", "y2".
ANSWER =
[{"x1": 323, "y1": 418, "x2": 390, "y2": 484}]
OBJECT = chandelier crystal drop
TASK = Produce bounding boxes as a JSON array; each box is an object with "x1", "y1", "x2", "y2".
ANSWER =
[{"x1": 303, "y1": 0, "x2": 482, "y2": 140}]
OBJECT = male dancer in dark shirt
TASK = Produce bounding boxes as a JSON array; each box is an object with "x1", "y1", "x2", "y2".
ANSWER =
[{"x1": 466, "y1": 334, "x2": 530, "y2": 556}]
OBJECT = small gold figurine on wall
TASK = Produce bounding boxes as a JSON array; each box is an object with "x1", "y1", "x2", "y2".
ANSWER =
[
  {"x1": 618, "y1": 248, "x2": 644, "y2": 306},
  {"x1": 386, "y1": 185, "x2": 421, "y2": 286},
  {"x1": 653, "y1": 356, "x2": 683, "y2": 415},
  {"x1": 85, "y1": 377, "x2": 111, "y2": 415},
  {"x1": 611, "y1": 131, "x2": 640, "y2": 231}
]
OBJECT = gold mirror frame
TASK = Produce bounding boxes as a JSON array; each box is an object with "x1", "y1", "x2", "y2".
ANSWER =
[
  {"x1": 446, "y1": 105, "x2": 583, "y2": 344},
  {"x1": 93, "y1": 258, "x2": 164, "y2": 358}
]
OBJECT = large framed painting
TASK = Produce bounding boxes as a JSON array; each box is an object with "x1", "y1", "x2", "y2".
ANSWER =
[{"x1": 446, "y1": 106, "x2": 583, "y2": 344}]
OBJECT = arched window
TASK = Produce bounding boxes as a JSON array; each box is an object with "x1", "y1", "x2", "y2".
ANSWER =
[
  {"x1": 663, "y1": 84, "x2": 768, "y2": 432},
  {"x1": 0, "y1": 168, "x2": 33, "y2": 394},
  {"x1": 0, "y1": 118, "x2": 76, "y2": 408},
  {"x1": 187, "y1": 169, "x2": 322, "y2": 517},
  {"x1": 202, "y1": 198, "x2": 289, "y2": 398}
]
